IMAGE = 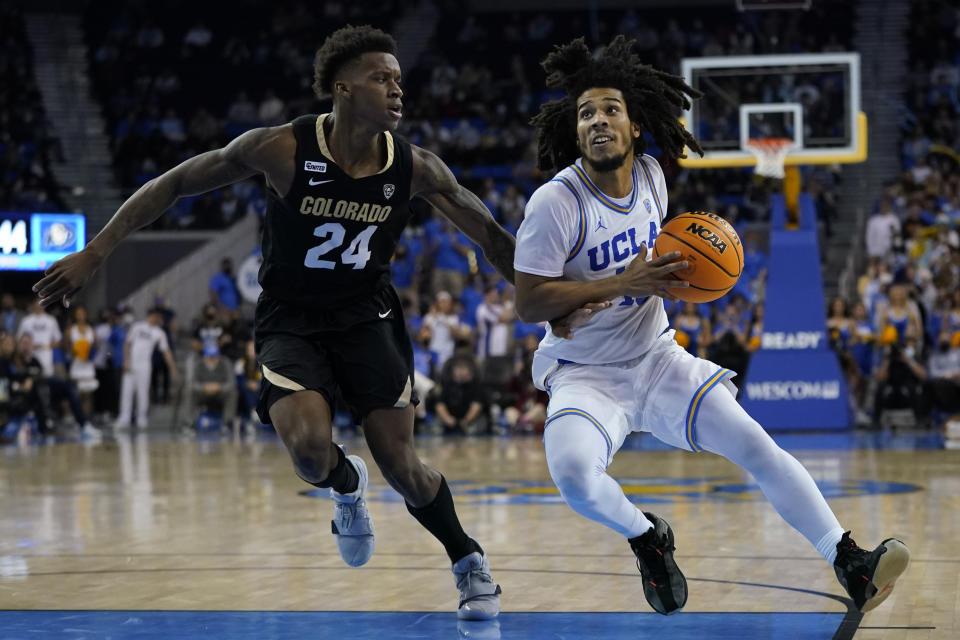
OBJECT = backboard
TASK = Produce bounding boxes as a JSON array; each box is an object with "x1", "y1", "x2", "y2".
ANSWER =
[{"x1": 678, "y1": 52, "x2": 866, "y2": 169}]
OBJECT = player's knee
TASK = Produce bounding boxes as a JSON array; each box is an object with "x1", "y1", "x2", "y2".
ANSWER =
[
  {"x1": 281, "y1": 425, "x2": 333, "y2": 482},
  {"x1": 548, "y1": 449, "x2": 599, "y2": 505},
  {"x1": 290, "y1": 446, "x2": 333, "y2": 484}
]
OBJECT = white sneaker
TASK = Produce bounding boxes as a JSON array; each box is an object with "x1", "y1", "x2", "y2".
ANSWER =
[
  {"x1": 113, "y1": 421, "x2": 131, "y2": 433},
  {"x1": 81, "y1": 422, "x2": 103, "y2": 441},
  {"x1": 453, "y1": 551, "x2": 501, "y2": 620},
  {"x1": 330, "y1": 453, "x2": 375, "y2": 567}
]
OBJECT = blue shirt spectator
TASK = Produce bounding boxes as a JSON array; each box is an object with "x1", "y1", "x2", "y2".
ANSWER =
[
  {"x1": 391, "y1": 244, "x2": 417, "y2": 290},
  {"x1": 426, "y1": 219, "x2": 471, "y2": 273},
  {"x1": 459, "y1": 281, "x2": 485, "y2": 328},
  {"x1": 108, "y1": 323, "x2": 127, "y2": 370},
  {"x1": 210, "y1": 257, "x2": 240, "y2": 311},
  {"x1": 412, "y1": 337, "x2": 439, "y2": 381}
]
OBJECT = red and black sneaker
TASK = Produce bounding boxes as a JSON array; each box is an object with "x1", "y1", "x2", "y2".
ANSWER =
[
  {"x1": 628, "y1": 512, "x2": 687, "y2": 615},
  {"x1": 834, "y1": 531, "x2": 910, "y2": 613}
]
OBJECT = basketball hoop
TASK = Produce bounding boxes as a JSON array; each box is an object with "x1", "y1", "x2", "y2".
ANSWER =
[{"x1": 745, "y1": 138, "x2": 795, "y2": 179}]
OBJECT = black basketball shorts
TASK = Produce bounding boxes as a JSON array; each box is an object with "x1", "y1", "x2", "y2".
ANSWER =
[{"x1": 254, "y1": 286, "x2": 416, "y2": 424}]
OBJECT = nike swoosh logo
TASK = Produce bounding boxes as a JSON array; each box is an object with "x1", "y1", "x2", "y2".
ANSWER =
[
  {"x1": 378, "y1": 310, "x2": 391, "y2": 318},
  {"x1": 309, "y1": 178, "x2": 333, "y2": 186}
]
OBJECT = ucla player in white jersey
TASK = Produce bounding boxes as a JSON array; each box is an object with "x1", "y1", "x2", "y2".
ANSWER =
[{"x1": 514, "y1": 36, "x2": 910, "y2": 616}]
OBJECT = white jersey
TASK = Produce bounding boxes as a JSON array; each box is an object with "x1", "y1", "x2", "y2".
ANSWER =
[
  {"x1": 514, "y1": 155, "x2": 669, "y2": 365},
  {"x1": 17, "y1": 312, "x2": 62, "y2": 376},
  {"x1": 126, "y1": 321, "x2": 169, "y2": 369},
  {"x1": 476, "y1": 301, "x2": 512, "y2": 359}
]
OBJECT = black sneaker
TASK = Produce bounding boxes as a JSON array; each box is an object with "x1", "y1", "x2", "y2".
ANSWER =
[
  {"x1": 629, "y1": 512, "x2": 687, "y2": 615},
  {"x1": 834, "y1": 531, "x2": 910, "y2": 613}
]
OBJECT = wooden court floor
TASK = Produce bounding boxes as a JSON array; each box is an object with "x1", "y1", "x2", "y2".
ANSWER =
[{"x1": 0, "y1": 431, "x2": 956, "y2": 639}]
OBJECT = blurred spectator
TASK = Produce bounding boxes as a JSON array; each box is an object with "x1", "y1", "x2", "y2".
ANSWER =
[
  {"x1": 391, "y1": 240, "x2": 420, "y2": 312},
  {"x1": 115, "y1": 308, "x2": 178, "y2": 430},
  {"x1": 236, "y1": 340, "x2": 261, "y2": 429},
  {"x1": 674, "y1": 302, "x2": 711, "y2": 358},
  {"x1": 427, "y1": 219, "x2": 472, "y2": 298},
  {"x1": 221, "y1": 309, "x2": 250, "y2": 361},
  {"x1": 258, "y1": 89, "x2": 285, "y2": 126},
  {"x1": 826, "y1": 298, "x2": 862, "y2": 408},
  {"x1": 209, "y1": 257, "x2": 240, "y2": 312},
  {"x1": 498, "y1": 184, "x2": 527, "y2": 232},
  {"x1": 475, "y1": 286, "x2": 514, "y2": 360},
  {"x1": 17, "y1": 301, "x2": 61, "y2": 377},
  {"x1": 14, "y1": 333, "x2": 100, "y2": 439},
  {"x1": 424, "y1": 291, "x2": 471, "y2": 368},
  {"x1": 866, "y1": 200, "x2": 901, "y2": 259},
  {"x1": 92, "y1": 308, "x2": 117, "y2": 420},
  {"x1": 0, "y1": 294, "x2": 23, "y2": 335},
  {"x1": 923, "y1": 333, "x2": 960, "y2": 419},
  {"x1": 502, "y1": 334, "x2": 549, "y2": 432},
  {"x1": 150, "y1": 293, "x2": 177, "y2": 404},
  {"x1": 872, "y1": 343, "x2": 926, "y2": 429},
  {"x1": 179, "y1": 343, "x2": 236, "y2": 431},
  {"x1": 65, "y1": 306, "x2": 99, "y2": 418},
  {"x1": 225, "y1": 91, "x2": 257, "y2": 127},
  {"x1": 434, "y1": 353, "x2": 487, "y2": 435},
  {"x1": 411, "y1": 323, "x2": 439, "y2": 427},
  {"x1": 708, "y1": 302, "x2": 750, "y2": 385},
  {"x1": 878, "y1": 285, "x2": 922, "y2": 350},
  {"x1": 193, "y1": 303, "x2": 228, "y2": 354},
  {"x1": 0, "y1": 333, "x2": 44, "y2": 435}
]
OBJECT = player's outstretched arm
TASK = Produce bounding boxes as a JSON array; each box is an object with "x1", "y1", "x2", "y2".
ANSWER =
[
  {"x1": 33, "y1": 126, "x2": 293, "y2": 308},
  {"x1": 410, "y1": 146, "x2": 515, "y2": 284}
]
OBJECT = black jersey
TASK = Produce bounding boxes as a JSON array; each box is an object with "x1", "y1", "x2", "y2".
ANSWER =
[{"x1": 258, "y1": 114, "x2": 414, "y2": 308}]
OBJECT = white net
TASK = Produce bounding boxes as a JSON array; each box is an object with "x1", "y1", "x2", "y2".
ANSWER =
[{"x1": 745, "y1": 138, "x2": 795, "y2": 179}]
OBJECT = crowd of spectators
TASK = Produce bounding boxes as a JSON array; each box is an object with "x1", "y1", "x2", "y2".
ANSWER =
[
  {"x1": 0, "y1": 6, "x2": 65, "y2": 213},
  {"x1": 78, "y1": 2, "x2": 853, "y2": 233},
  {"x1": 827, "y1": 0, "x2": 960, "y2": 430},
  {"x1": 0, "y1": 257, "x2": 258, "y2": 443},
  {"x1": 83, "y1": 0, "x2": 401, "y2": 230}
]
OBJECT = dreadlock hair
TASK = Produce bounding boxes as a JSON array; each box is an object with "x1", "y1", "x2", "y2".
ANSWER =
[
  {"x1": 313, "y1": 25, "x2": 398, "y2": 99},
  {"x1": 530, "y1": 35, "x2": 704, "y2": 174}
]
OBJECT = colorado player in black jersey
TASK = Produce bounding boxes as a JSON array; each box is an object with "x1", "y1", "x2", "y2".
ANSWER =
[{"x1": 32, "y1": 25, "x2": 602, "y2": 621}]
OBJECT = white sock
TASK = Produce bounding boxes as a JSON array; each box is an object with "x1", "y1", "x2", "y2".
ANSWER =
[{"x1": 817, "y1": 528, "x2": 846, "y2": 565}]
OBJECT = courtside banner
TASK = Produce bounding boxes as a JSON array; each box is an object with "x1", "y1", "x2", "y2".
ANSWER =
[{"x1": 740, "y1": 196, "x2": 850, "y2": 430}]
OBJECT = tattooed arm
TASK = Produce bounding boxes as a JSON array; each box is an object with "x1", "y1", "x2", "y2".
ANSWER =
[
  {"x1": 410, "y1": 146, "x2": 515, "y2": 284},
  {"x1": 34, "y1": 126, "x2": 295, "y2": 307}
]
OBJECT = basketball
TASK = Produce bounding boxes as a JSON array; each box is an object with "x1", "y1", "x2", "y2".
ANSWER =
[{"x1": 653, "y1": 211, "x2": 743, "y2": 303}]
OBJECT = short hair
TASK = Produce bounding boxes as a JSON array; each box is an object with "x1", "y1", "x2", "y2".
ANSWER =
[
  {"x1": 530, "y1": 36, "x2": 704, "y2": 174},
  {"x1": 312, "y1": 25, "x2": 398, "y2": 99}
]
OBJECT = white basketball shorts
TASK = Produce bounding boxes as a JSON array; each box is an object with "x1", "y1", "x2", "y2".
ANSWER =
[{"x1": 532, "y1": 329, "x2": 737, "y2": 462}]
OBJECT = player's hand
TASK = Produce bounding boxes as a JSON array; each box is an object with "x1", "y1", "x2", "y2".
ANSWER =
[
  {"x1": 32, "y1": 248, "x2": 104, "y2": 308},
  {"x1": 616, "y1": 243, "x2": 689, "y2": 299},
  {"x1": 550, "y1": 301, "x2": 613, "y2": 339}
]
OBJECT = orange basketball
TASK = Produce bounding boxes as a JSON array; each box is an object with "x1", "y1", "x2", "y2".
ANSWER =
[{"x1": 653, "y1": 211, "x2": 742, "y2": 303}]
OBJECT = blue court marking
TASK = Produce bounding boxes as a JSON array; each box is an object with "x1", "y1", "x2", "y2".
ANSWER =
[
  {"x1": 617, "y1": 430, "x2": 946, "y2": 452},
  {"x1": 303, "y1": 476, "x2": 920, "y2": 505},
  {"x1": 0, "y1": 610, "x2": 846, "y2": 639}
]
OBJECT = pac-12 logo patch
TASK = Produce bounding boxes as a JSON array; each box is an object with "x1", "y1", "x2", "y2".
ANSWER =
[
  {"x1": 304, "y1": 161, "x2": 327, "y2": 173},
  {"x1": 644, "y1": 198, "x2": 652, "y2": 214},
  {"x1": 383, "y1": 183, "x2": 395, "y2": 200}
]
